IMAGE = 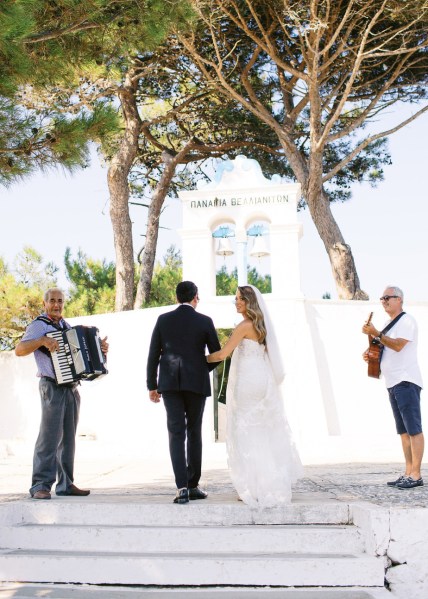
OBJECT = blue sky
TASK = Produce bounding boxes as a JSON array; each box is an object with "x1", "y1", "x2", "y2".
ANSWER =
[{"x1": 1, "y1": 104, "x2": 427, "y2": 302}]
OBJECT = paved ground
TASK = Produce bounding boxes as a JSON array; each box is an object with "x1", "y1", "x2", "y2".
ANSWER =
[
  {"x1": 0, "y1": 440, "x2": 422, "y2": 598},
  {"x1": 0, "y1": 585, "x2": 392, "y2": 599},
  {"x1": 0, "y1": 439, "x2": 426, "y2": 508}
]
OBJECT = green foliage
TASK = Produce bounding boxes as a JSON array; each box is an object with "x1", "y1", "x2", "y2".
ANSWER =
[
  {"x1": 213, "y1": 328, "x2": 233, "y2": 405},
  {"x1": 216, "y1": 264, "x2": 238, "y2": 297},
  {"x1": 127, "y1": 43, "x2": 290, "y2": 203},
  {"x1": 0, "y1": 1, "x2": 194, "y2": 95},
  {"x1": 0, "y1": 0, "x2": 193, "y2": 185},
  {"x1": 216, "y1": 265, "x2": 272, "y2": 296},
  {"x1": 0, "y1": 246, "x2": 58, "y2": 350},
  {"x1": 0, "y1": 0, "x2": 36, "y2": 95},
  {"x1": 0, "y1": 244, "x2": 187, "y2": 348},
  {"x1": 0, "y1": 98, "x2": 120, "y2": 186},
  {"x1": 0, "y1": 243, "x2": 275, "y2": 349},
  {"x1": 0, "y1": 256, "x2": 8, "y2": 278},
  {"x1": 216, "y1": 327, "x2": 233, "y2": 347},
  {"x1": 64, "y1": 245, "x2": 184, "y2": 314},
  {"x1": 14, "y1": 246, "x2": 58, "y2": 288},
  {"x1": 247, "y1": 268, "x2": 272, "y2": 293},
  {"x1": 0, "y1": 273, "x2": 45, "y2": 350},
  {"x1": 177, "y1": 0, "x2": 428, "y2": 206},
  {"x1": 146, "y1": 246, "x2": 183, "y2": 307},
  {"x1": 64, "y1": 248, "x2": 116, "y2": 316},
  {"x1": 323, "y1": 137, "x2": 392, "y2": 203},
  {"x1": 65, "y1": 287, "x2": 116, "y2": 318}
]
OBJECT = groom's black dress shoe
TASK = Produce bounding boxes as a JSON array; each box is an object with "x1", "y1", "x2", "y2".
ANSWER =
[
  {"x1": 173, "y1": 488, "x2": 189, "y2": 504},
  {"x1": 189, "y1": 486, "x2": 208, "y2": 500}
]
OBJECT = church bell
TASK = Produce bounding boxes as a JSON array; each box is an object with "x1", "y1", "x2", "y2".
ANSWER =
[
  {"x1": 216, "y1": 237, "x2": 234, "y2": 256},
  {"x1": 249, "y1": 235, "x2": 270, "y2": 258}
]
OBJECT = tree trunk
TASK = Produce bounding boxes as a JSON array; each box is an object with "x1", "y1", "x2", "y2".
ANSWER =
[
  {"x1": 134, "y1": 151, "x2": 180, "y2": 308},
  {"x1": 306, "y1": 187, "x2": 369, "y2": 300},
  {"x1": 277, "y1": 134, "x2": 369, "y2": 300},
  {"x1": 107, "y1": 72, "x2": 141, "y2": 311}
]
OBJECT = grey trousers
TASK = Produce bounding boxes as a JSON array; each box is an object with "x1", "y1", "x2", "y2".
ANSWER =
[{"x1": 30, "y1": 377, "x2": 80, "y2": 496}]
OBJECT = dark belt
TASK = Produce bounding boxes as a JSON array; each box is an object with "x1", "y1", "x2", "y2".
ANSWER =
[{"x1": 41, "y1": 376, "x2": 78, "y2": 389}]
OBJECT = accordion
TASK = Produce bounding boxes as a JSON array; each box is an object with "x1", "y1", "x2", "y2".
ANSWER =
[{"x1": 46, "y1": 325, "x2": 108, "y2": 385}]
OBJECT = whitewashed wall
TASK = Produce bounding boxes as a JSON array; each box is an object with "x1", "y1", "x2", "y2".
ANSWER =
[{"x1": 1, "y1": 298, "x2": 427, "y2": 464}]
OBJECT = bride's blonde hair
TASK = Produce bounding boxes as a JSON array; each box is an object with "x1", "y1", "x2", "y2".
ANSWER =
[{"x1": 238, "y1": 286, "x2": 267, "y2": 344}]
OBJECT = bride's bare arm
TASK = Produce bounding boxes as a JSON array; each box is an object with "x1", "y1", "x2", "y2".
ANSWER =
[{"x1": 207, "y1": 321, "x2": 253, "y2": 362}]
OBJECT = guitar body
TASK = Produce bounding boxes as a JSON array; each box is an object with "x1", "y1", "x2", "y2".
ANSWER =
[
  {"x1": 367, "y1": 341, "x2": 383, "y2": 378},
  {"x1": 365, "y1": 311, "x2": 383, "y2": 378}
]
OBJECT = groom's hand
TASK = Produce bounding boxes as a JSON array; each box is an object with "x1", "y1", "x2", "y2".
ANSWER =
[{"x1": 149, "y1": 390, "x2": 161, "y2": 403}]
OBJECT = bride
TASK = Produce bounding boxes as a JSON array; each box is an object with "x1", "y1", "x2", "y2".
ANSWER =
[{"x1": 207, "y1": 285, "x2": 303, "y2": 507}]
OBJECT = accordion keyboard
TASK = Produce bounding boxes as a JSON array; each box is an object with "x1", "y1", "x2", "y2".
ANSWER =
[{"x1": 46, "y1": 330, "x2": 75, "y2": 384}]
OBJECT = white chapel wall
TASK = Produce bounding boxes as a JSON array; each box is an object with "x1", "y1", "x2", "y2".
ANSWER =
[
  {"x1": 2, "y1": 156, "x2": 426, "y2": 465},
  {"x1": 1, "y1": 298, "x2": 427, "y2": 464}
]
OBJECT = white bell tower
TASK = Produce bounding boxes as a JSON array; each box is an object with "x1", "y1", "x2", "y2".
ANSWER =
[{"x1": 178, "y1": 155, "x2": 303, "y2": 300}]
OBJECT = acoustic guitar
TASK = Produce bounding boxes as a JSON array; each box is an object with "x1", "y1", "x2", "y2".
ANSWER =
[{"x1": 366, "y1": 312, "x2": 383, "y2": 379}]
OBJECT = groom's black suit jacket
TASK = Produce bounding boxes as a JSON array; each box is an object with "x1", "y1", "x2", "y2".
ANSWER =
[{"x1": 146, "y1": 305, "x2": 221, "y2": 397}]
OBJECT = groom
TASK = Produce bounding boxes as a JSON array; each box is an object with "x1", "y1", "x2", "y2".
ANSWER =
[{"x1": 146, "y1": 281, "x2": 221, "y2": 504}]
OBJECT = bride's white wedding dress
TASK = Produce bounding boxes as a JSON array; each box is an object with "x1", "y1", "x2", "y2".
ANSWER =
[{"x1": 226, "y1": 338, "x2": 303, "y2": 507}]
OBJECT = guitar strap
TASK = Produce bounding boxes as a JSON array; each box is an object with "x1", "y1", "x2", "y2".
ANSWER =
[
  {"x1": 371, "y1": 311, "x2": 406, "y2": 348},
  {"x1": 381, "y1": 311, "x2": 406, "y2": 338}
]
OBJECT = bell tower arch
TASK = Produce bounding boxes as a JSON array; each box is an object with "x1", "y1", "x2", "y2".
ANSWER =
[{"x1": 178, "y1": 155, "x2": 303, "y2": 299}]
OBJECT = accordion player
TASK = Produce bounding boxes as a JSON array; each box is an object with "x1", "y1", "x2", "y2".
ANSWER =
[{"x1": 46, "y1": 325, "x2": 108, "y2": 385}]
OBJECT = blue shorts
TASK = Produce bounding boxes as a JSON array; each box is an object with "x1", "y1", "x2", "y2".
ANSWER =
[{"x1": 388, "y1": 381, "x2": 422, "y2": 436}]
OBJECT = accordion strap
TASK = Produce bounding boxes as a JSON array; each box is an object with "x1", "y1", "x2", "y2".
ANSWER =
[
  {"x1": 35, "y1": 315, "x2": 70, "y2": 355},
  {"x1": 35, "y1": 315, "x2": 70, "y2": 331}
]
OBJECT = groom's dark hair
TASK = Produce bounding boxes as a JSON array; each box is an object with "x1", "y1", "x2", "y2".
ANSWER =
[{"x1": 176, "y1": 281, "x2": 198, "y2": 304}]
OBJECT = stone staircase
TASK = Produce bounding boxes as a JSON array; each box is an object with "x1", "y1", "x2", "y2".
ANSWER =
[{"x1": 0, "y1": 493, "x2": 386, "y2": 593}]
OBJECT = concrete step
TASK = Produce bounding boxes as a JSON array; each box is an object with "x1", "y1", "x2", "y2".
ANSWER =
[
  {"x1": 0, "y1": 496, "x2": 351, "y2": 527},
  {"x1": 1, "y1": 523, "x2": 364, "y2": 554},
  {"x1": 0, "y1": 583, "x2": 394, "y2": 599},
  {"x1": 0, "y1": 550, "x2": 385, "y2": 586}
]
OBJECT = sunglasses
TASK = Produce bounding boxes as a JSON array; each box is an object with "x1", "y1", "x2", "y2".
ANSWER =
[{"x1": 379, "y1": 295, "x2": 399, "y2": 301}]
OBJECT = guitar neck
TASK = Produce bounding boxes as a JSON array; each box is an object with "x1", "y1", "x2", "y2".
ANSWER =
[{"x1": 366, "y1": 312, "x2": 374, "y2": 343}]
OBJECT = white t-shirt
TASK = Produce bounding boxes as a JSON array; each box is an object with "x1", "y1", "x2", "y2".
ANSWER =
[{"x1": 381, "y1": 313, "x2": 423, "y2": 389}]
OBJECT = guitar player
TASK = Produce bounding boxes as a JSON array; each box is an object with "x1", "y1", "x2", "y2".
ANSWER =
[{"x1": 362, "y1": 286, "x2": 423, "y2": 490}]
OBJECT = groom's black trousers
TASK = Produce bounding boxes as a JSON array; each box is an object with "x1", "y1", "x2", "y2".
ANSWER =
[{"x1": 162, "y1": 391, "x2": 206, "y2": 490}]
